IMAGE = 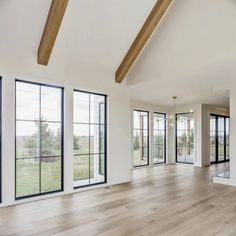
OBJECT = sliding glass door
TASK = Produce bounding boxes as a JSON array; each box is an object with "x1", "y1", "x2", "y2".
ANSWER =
[
  {"x1": 153, "y1": 113, "x2": 166, "y2": 164},
  {"x1": 73, "y1": 90, "x2": 107, "y2": 188},
  {"x1": 176, "y1": 113, "x2": 194, "y2": 164},
  {"x1": 133, "y1": 110, "x2": 149, "y2": 167},
  {"x1": 16, "y1": 81, "x2": 64, "y2": 199},
  {"x1": 210, "y1": 114, "x2": 229, "y2": 164}
]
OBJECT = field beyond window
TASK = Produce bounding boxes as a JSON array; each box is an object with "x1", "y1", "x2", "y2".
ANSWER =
[
  {"x1": 15, "y1": 81, "x2": 63, "y2": 198},
  {"x1": 73, "y1": 91, "x2": 106, "y2": 188}
]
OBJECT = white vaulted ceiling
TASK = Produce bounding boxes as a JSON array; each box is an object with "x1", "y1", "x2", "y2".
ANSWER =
[
  {"x1": 126, "y1": 0, "x2": 236, "y2": 107},
  {"x1": 0, "y1": 0, "x2": 155, "y2": 84},
  {"x1": 0, "y1": 0, "x2": 234, "y2": 107}
]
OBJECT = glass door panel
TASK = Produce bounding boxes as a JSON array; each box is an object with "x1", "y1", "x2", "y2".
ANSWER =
[
  {"x1": 133, "y1": 110, "x2": 149, "y2": 167},
  {"x1": 210, "y1": 114, "x2": 229, "y2": 164},
  {"x1": 176, "y1": 113, "x2": 194, "y2": 164}
]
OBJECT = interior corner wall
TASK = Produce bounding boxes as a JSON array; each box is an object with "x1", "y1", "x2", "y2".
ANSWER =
[
  {"x1": 229, "y1": 88, "x2": 236, "y2": 181},
  {"x1": 0, "y1": 72, "x2": 131, "y2": 207},
  {"x1": 194, "y1": 104, "x2": 203, "y2": 167},
  {"x1": 201, "y1": 104, "x2": 210, "y2": 167},
  {"x1": 109, "y1": 93, "x2": 131, "y2": 184},
  {"x1": 167, "y1": 122, "x2": 176, "y2": 164}
]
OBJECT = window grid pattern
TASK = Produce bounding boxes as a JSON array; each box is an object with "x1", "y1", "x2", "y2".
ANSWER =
[
  {"x1": 15, "y1": 80, "x2": 63, "y2": 199},
  {"x1": 73, "y1": 90, "x2": 106, "y2": 188},
  {"x1": 176, "y1": 113, "x2": 194, "y2": 164},
  {"x1": 210, "y1": 116, "x2": 216, "y2": 163},
  {"x1": 210, "y1": 114, "x2": 229, "y2": 164},
  {"x1": 226, "y1": 118, "x2": 230, "y2": 160},
  {"x1": 218, "y1": 117, "x2": 225, "y2": 162},
  {"x1": 0, "y1": 78, "x2": 1, "y2": 203},
  {"x1": 153, "y1": 113, "x2": 166, "y2": 164},
  {"x1": 133, "y1": 110, "x2": 149, "y2": 167}
]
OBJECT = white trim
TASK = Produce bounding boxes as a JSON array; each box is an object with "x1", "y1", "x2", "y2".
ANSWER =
[{"x1": 213, "y1": 176, "x2": 236, "y2": 187}]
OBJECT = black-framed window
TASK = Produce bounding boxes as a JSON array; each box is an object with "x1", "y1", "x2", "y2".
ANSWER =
[
  {"x1": 15, "y1": 80, "x2": 64, "y2": 199},
  {"x1": 153, "y1": 113, "x2": 166, "y2": 164},
  {"x1": 176, "y1": 113, "x2": 194, "y2": 164},
  {"x1": 210, "y1": 114, "x2": 229, "y2": 164},
  {"x1": 133, "y1": 110, "x2": 149, "y2": 167},
  {"x1": 0, "y1": 78, "x2": 2, "y2": 203},
  {"x1": 73, "y1": 90, "x2": 107, "y2": 188}
]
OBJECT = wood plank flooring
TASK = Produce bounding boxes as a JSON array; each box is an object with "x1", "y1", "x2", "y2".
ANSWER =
[{"x1": 0, "y1": 163, "x2": 235, "y2": 236}]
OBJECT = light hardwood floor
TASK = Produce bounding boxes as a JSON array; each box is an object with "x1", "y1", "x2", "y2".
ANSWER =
[{"x1": 0, "y1": 163, "x2": 235, "y2": 236}]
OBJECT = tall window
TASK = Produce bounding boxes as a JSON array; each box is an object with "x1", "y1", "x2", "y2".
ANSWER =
[
  {"x1": 210, "y1": 114, "x2": 229, "y2": 164},
  {"x1": 0, "y1": 78, "x2": 2, "y2": 203},
  {"x1": 16, "y1": 81, "x2": 64, "y2": 199},
  {"x1": 153, "y1": 113, "x2": 166, "y2": 164},
  {"x1": 176, "y1": 113, "x2": 194, "y2": 164},
  {"x1": 133, "y1": 110, "x2": 149, "y2": 167},
  {"x1": 73, "y1": 90, "x2": 106, "y2": 188},
  {"x1": 210, "y1": 115, "x2": 216, "y2": 163},
  {"x1": 226, "y1": 117, "x2": 230, "y2": 161}
]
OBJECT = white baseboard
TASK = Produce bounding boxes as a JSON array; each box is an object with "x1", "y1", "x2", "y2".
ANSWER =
[{"x1": 213, "y1": 177, "x2": 236, "y2": 187}]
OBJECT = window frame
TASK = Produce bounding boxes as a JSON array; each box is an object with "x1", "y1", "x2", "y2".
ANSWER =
[
  {"x1": 175, "y1": 112, "x2": 194, "y2": 164},
  {"x1": 210, "y1": 114, "x2": 230, "y2": 165},
  {"x1": 15, "y1": 79, "x2": 64, "y2": 200},
  {"x1": 153, "y1": 112, "x2": 167, "y2": 165},
  {"x1": 73, "y1": 89, "x2": 107, "y2": 189},
  {"x1": 133, "y1": 109, "x2": 149, "y2": 168},
  {"x1": 0, "y1": 78, "x2": 2, "y2": 203}
]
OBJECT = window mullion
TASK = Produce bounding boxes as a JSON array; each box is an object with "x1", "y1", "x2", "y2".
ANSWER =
[{"x1": 39, "y1": 85, "x2": 42, "y2": 195}]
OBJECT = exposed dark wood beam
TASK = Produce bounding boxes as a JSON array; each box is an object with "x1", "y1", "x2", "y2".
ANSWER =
[
  {"x1": 38, "y1": 0, "x2": 69, "y2": 65},
  {"x1": 115, "y1": 0, "x2": 173, "y2": 83}
]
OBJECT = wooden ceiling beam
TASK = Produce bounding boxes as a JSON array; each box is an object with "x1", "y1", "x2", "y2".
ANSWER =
[
  {"x1": 38, "y1": 0, "x2": 69, "y2": 65},
  {"x1": 115, "y1": 0, "x2": 173, "y2": 83}
]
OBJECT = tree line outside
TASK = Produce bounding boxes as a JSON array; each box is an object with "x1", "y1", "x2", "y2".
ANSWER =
[{"x1": 16, "y1": 119, "x2": 92, "y2": 197}]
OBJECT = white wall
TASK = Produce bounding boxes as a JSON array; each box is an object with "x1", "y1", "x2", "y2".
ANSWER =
[
  {"x1": 229, "y1": 89, "x2": 236, "y2": 182},
  {"x1": 0, "y1": 72, "x2": 131, "y2": 207}
]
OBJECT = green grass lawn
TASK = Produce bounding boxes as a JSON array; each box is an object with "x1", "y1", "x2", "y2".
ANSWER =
[
  {"x1": 73, "y1": 155, "x2": 94, "y2": 181},
  {"x1": 16, "y1": 158, "x2": 62, "y2": 197},
  {"x1": 16, "y1": 156, "x2": 97, "y2": 197}
]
